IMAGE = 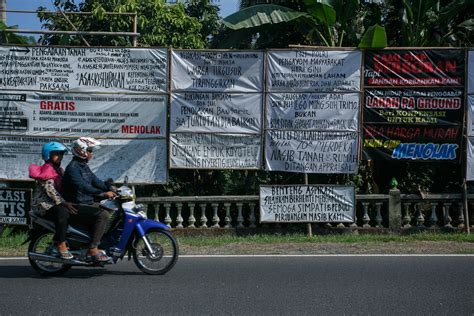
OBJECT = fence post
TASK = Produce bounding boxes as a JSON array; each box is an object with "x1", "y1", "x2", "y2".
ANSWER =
[{"x1": 389, "y1": 188, "x2": 402, "y2": 230}]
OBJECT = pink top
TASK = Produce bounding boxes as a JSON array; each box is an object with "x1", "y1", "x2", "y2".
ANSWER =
[{"x1": 29, "y1": 162, "x2": 64, "y2": 192}]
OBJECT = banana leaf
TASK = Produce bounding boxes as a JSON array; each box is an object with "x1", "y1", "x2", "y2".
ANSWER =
[
  {"x1": 358, "y1": 24, "x2": 387, "y2": 48},
  {"x1": 222, "y1": 4, "x2": 310, "y2": 30}
]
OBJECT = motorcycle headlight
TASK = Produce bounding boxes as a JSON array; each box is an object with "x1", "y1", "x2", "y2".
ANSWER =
[{"x1": 137, "y1": 210, "x2": 147, "y2": 219}]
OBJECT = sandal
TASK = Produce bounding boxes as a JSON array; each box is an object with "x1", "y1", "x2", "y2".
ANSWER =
[
  {"x1": 59, "y1": 250, "x2": 74, "y2": 260},
  {"x1": 86, "y1": 252, "x2": 111, "y2": 263}
]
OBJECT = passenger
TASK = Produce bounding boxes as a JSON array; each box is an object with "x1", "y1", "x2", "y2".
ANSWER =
[
  {"x1": 62, "y1": 137, "x2": 117, "y2": 263},
  {"x1": 29, "y1": 141, "x2": 77, "y2": 260}
]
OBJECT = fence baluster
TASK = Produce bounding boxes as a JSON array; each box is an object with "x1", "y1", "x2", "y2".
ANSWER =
[
  {"x1": 211, "y1": 203, "x2": 220, "y2": 228},
  {"x1": 415, "y1": 203, "x2": 425, "y2": 227},
  {"x1": 362, "y1": 202, "x2": 370, "y2": 227},
  {"x1": 249, "y1": 203, "x2": 256, "y2": 228},
  {"x1": 188, "y1": 203, "x2": 196, "y2": 228},
  {"x1": 224, "y1": 203, "x2": 232, "y2": 228},
  {"x1": 164, "y1": 203, "x2": 172, "y2": 228},
  {"x1": 375, "y1": 202, "x2": 383, "y2": 227},
  {"x1": 154, "y1": 203, "x2": 161, "y2": 222},
  {"x1": 444, "y1": 202, "x2": 452, "y2": 227},
  {"x1": 403, "y1": 203, "x2": 412, "y2": 228},
  {"x1": 236, "y1": 203, "x2": 244, "y2": 228},
  {"x1": 199, "y1": 203, "x2": 208, "y2": 228},
  {"x1": 176, "y1": 202, "x2": 183, "y2": 229},
  {"x1": 429, "y1": 202, "x2": 438, "y2": 227}
]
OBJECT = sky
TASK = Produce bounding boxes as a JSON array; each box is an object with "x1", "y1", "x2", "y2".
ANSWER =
[{"x1": 6, "y1": 0, "x2": 239, "y2": 35}]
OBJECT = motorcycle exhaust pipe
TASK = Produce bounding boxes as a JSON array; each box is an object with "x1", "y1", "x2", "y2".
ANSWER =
[{"x1": 28, "y1": 252, "x2": 89, "y2": 266}]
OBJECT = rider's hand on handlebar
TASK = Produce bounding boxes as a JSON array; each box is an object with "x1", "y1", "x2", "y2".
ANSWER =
[
  {"x1": 103, "y1": 191, "x2": 118, "y2": 199},
  {"x1": 62, "y1": 201, "x2": 78, "y2": 215}
]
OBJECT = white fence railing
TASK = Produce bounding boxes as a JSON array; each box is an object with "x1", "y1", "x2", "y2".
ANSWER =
[{"x1": 136, "y1": 191, "x2": 473, "y2": 230}]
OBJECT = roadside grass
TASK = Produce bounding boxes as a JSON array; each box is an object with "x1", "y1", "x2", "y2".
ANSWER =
[
  {"x1": 1, "y1": 229, "x2": 473, "y2": 257},
  {"x1": 178, "y1": 232, "x2": 474, "y2": 247}
]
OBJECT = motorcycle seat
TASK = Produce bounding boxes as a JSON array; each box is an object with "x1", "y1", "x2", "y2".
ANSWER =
[{"x1": 30, "y1": 211, "x2": 92, "y2": 239}]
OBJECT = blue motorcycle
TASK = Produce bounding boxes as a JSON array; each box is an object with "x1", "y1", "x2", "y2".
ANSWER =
[{"x1": 26, "y1": 184, "x2": 178, "y2": 276}]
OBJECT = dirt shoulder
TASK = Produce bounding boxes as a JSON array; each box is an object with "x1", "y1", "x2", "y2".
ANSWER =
[{"x1": 179, "y1": 241, "x2": 474, "y2": 255}]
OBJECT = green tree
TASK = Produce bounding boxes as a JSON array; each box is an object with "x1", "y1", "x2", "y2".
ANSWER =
[
  {"x1": 219, "y1": 0, "x2": 387, "y2": 48},
  {"x1": 0, "y1": 22, "x2": 36, "y2": 44},
  {"x1": 384, "y1": 0, "x2": 473, "y2": 47},
  {"x1": 38, "y1": 0, "x2": 220, "y2": 48}
]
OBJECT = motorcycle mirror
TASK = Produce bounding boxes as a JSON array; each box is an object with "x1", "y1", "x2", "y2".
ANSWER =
[{"x1": 123, "y1": 176, "x2": 128, "y2": 185}]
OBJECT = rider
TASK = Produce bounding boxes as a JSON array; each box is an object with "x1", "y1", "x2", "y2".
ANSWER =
[
  {"x1": 29, "y1": 141, "x2": 77, "y2": 259},
  {"x1": 62, "y1": 137, "x2": 117, "y2": 262}
]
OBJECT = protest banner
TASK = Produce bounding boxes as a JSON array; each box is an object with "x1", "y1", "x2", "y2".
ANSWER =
[
  {"x1": 0, "y1": 188, "x2": 31, "y2": 225},
  {"x1": 266, "y1": 92, "x2": 359, "y2": 131},
  {"x1": 169, "y1": 133, "x2": 261, "y2": 169},
  {"x1": 364, "y1": 49, "x2": 464, "y2": 87},
  {"x1": 170, "y1": 50, "x2": 264, "y2": 169},
  {"x1": 363, "y1": 49, "x2": 465, "y2": 162},
  {"x1": 0, "y1": 92, "x2": 166, "y2": 138},
  {"x1": 0, "y1": 46, "x2": 168, "y2": 93},
  {"x1": 267, "y1": 50, "x2": 361, "y2": 92},
  {"x1": 467, "y1": 51, "x2": 474, "y2": 180},
  {"x1": 265, "y1": 130, "x2": 358, "y2": 173},
  {"x1": 171, "y1": 50, "x2": 264, "y2": 92},
  {"x1": 0, "y1": 136, "x2": 167, "y2": 183},
  {"x1": 171, "y1": 92, "x2": 261, "y2": 134},
  {"x1": 264, "y1": 50, "x2": 362, "y2": 173},
  {"x1": 260, "y1": 185, "x2": 355, "y2": 223}
]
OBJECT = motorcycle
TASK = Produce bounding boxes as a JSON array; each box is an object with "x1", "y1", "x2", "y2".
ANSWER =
[{"x1": 25, "y1": 183, "x2": 178, "y2": 276}]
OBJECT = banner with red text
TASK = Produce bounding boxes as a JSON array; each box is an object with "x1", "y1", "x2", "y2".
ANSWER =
[
  {"x1": 363, "y1": 124, "x2": 461, "y2": 161},
  {"x1": 364, "y1": 49, "x2": 464, "y2": 87},
  {"x1": 364, "y1": 88, "x2": 463, "y2": 125},
  {"x1": 0, "y1": 91, "x2": 166, "y2": 138}
]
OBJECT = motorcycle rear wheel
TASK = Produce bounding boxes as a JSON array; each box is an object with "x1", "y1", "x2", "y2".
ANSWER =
[
  {"x1": 132, "y1": 229, "x2": 178, "y2": 275},
  {"x1": 28, "y1": 231, "x2": 71, "y2": 276}
]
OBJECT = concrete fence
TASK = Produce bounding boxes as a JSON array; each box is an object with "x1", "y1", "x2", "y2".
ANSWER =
[{"x1": 136, "y1": 189, "x2": 473, "y2": 232}]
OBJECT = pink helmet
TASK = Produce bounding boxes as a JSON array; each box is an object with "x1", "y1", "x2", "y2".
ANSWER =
[{"x1": 71, "y1": 137, "x2": 102, "y2": 159}]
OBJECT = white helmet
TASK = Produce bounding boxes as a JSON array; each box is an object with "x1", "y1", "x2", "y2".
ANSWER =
[{"x1": 71, "y1": 137, "x2": 101, "y2": 159}]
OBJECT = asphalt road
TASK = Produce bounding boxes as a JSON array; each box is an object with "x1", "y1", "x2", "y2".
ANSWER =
[{"x1": 0, "y1": 255, "x2": 473, "y2": 315}]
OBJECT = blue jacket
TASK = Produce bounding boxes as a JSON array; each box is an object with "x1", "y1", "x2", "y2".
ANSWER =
[{"x1": 63, "y1": 157, "x2": 111, "y2": 204}]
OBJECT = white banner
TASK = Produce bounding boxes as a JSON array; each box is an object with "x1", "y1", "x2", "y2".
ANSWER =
[
  {"x1": 171, "y1": 92, "x2": 262, "y2": 133},
  {"x1": 468, "y1": 51, "x2": 474, "y2": 94},
  {"x1": 171, "y1": 50, "x2": 264, "y2": 92},
  {"x1": 0, "y1": 136, "x2": 167, "y2": 183},
  {"x1": 260, "y1": 185, "x2": 355, "y2": 223},
  {"x1": 0, "y1": 46, "x2": 168, "y2": 93},
  {"x1": 265, "y1": 130, "x2": 358, "y2": 173},
  {"x1": 170, "y1": 133, "x2": 261, "y2": 169},
  {"x1": 0, "y1": 92, "x2": 166, "y2": 138},
  {"x1": 266, "y1": 92, "x2": 359, "y2": 131},
  {"x1": 267, "y1": 50, "x2": 361, "y2": 92},
  {"x1": 468, "y1": 95, "x2": 474, "y2": 137},
  {"x1": 468, "y1": 137, "x2": 474, "y2": 181}
]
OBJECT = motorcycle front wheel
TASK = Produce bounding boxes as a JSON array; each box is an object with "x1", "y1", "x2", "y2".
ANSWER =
[
  {"x1": 132, "y1": 229, "x2": 178, "y2": 275},
  {"x1": 28, "y1": 231, "x2": 71, "y2": 276}
]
